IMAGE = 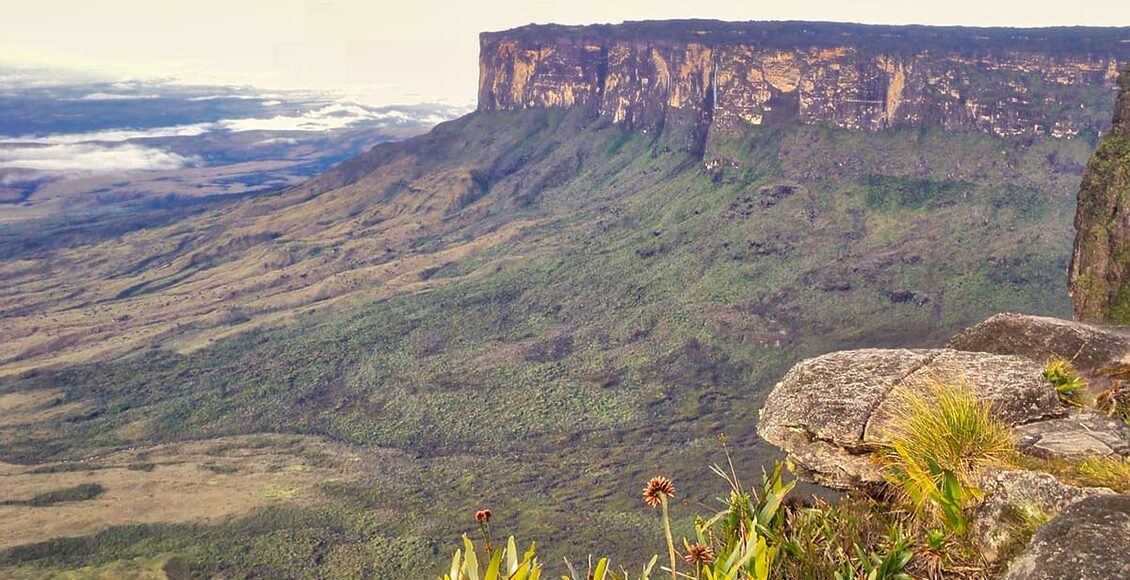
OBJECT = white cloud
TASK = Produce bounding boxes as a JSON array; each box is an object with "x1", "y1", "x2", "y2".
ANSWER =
[
  {"x1": 214, "y1": 102, "x2": 453, "y2": 133},
  {"x1": 187, "y1": 94, "x2": 256, "y2": 101},
  {"x1": 216, "y1": 103, "x2": 375, "y2": 132},
  {"x1": 1, "y1": 123, "x2": 214, "y2": 145},
  {"x1": 0, "y1": 95, "x2": 461, "y2": 181},
  {"x1": 1, "y1": 93, "x2": 462, "y2": 146},
  {"x1": 74, "y1": 92, "x2": 160, "y2": 100},
  {"x1": 0, "y1": 142, "x2": 197, "y2": 173},
  {"x1": 252, "y1": 137, "x2": 299, "y2": 146}
]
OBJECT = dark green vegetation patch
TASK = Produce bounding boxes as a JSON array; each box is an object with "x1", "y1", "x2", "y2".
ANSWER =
[{"x1": 2, "y1": 483, "x2": 106, "y2": 507}]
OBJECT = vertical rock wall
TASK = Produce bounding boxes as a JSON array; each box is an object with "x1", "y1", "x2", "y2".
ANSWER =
[
  {"x1": 1070, "y1": 69, "x2": 1130, "y2": 323},
  {"x1": 479, "y1": 22, "x2": 1129, "y2": 139}
]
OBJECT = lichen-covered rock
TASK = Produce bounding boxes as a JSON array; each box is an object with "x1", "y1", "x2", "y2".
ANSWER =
[
  {"x1": 974, "y1": 469, "x2": 1114, "y2": 564},
  {"x1": 1070, "y1": 68, "x2": 1130, "y2": 324},
  {"x1": 756, "y1": 348, "x2": 932, "y2": 487},
  {"x1": 947, "y1": 313, "x2": 1130, "y2": 377},
  {"x1": 756, "y1": 348, "x2": 1063, "y2": 488},
  {"x1": 865, "y1": 350, "x2": 1062, "y2": 443},
  {"x1": 1014, "y1": 409, "x2": 1130, "y2": 460},
  {"x1": 1003, "y1": 494, "x2": 1130, "y2": 580}
]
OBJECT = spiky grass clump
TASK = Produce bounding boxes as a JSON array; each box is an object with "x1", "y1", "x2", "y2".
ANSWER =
[
  {"x1": 441, "y1": 535, "x2": 543, "y2": 580},
  {"x1": 1076, "y1": 456, "x2": 1130, "y2": 493},
  {"x1": 1015, "y1": 454, "x2": 1130, "y2": 495},
  {"x1": 885, "y1": 380, "x2": 1015, "y2": 477},
  {"x1": 882, "y1": 380, "x2": 1015, "y2": 534},
  {"x1": 1043, "y1": 358, "x2": 1086, "y2": 407}
]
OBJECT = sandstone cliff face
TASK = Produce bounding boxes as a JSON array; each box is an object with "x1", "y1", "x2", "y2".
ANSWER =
[
  {"x1": 1070, "y1": 68, "x2": 1130, "y2": 323},
  {"x1": 480, "y1": 21, "x2": 1130, "y2": 139}
]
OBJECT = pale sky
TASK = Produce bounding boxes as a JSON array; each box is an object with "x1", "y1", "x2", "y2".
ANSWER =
[{"x1": 4, "y1": 0, "x2": 1130, "y2": 105}]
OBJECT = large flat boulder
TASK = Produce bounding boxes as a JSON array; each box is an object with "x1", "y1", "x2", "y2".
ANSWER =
[
  {"x1": 755, "y1": 349, "x2": 931, "y2": 487},
  {"x1": 1003, "y1": 494, "x2": 1130, "y2": 580},
  {"x1": 757, "y1": 348, "x2": 1063, "y2": 489},
  {"x1": 865, "y1": 350, "x2": 1062, "y2": 443},
  {"x1": 947, "y1": 313, "x2": 1130, "y2": 377}
]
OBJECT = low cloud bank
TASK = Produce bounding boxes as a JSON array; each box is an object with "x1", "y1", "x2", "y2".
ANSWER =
[
  {"x1": 0, "y1": 143, "x2": 197, "y2": 174},
  {"x1": 74, "y1": 92, "x2": 161, "y2": 101},
  {"x1": 0, "y1": 92, "x2": 463, "y2": 180}
]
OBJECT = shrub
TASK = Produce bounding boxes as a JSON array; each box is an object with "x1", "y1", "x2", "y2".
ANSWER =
[
  {"x1": 1094, "y1": 364, "x2": 1130, "y2": 425},
  {"x1": 1043, "y1": 358, "x2": 1086, "y2": 407},
  {"x1": 0, "y1": 483, "x2": 107, "y2": 507},
  {"x1": 692, "y1": 461, "x2": 792, "y2": 580}
]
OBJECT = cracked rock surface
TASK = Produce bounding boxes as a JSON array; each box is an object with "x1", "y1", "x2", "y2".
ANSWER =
[
  {"x1": 973, "y1": 469, "x2": 1114, "y2": 564},
  {"x1": 1003, "y1": 494, "x2": 1130, "y2": 580},
  {"x1": 756, "y1": 348, "x2": 1063, "y2": 488},
  {"x1": 947, "y1": 312, "x2": 1130, "y2": 377},
  {"x1": 1014, "y1": 409, "x2": 1130, "y2": 460}
]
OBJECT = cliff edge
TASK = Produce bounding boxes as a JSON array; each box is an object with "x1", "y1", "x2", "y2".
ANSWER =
[
  {"x1": 1070, "y1": 68, "x2": 1130, "y2": 323},
  {"x1": 481, "y1": 20, "x2": 1130, "y2": 140},
  {"x1": 479, "y1": 21, "x2": 1130, "y2": 145}
]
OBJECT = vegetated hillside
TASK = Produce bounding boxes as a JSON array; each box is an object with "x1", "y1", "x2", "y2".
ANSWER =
[{"x1": 0, "y1": 104, "x2": 1092, "y2": 575}]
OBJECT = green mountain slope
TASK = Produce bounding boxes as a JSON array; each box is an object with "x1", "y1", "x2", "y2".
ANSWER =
[{"x1": 0, "y1": 108, "x2": 1092, "y2": 575}]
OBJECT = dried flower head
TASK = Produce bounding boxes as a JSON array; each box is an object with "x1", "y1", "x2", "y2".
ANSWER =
[
  {"x1": 682, "y1": 543, "x2": 716, "y2": 565},
  {"x1": 474, "y1": 509, "x2": 493, "y2": 523},
  {"x1": 642, "y1": 476, "x2": 676, "y2": 508}
]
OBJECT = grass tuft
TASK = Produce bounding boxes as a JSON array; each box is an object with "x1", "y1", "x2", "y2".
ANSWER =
[
  {"x1": 1015, "y1": 454, "x2": 1130, "y2": 494},
  {"x1": 882, "y1": 380, "x2": 1014, "y2": 534},
  {"x1": 1075, "y1": 456, "x2": 1130, "y2": 493}
]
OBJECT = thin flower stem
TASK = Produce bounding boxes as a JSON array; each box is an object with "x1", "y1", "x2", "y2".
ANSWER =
[
  {"x1": 479, "y1": 522, "x2": 493, "y2": 555},
  {"x1": 661, "y1": 496, "x2": 677, "y2": 580}
]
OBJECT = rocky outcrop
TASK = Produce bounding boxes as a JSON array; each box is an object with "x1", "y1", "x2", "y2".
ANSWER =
[
  {"x1": 947, "y1": 312, "x2": 1130, "y2": 377},
  {"x1": 1013, "y1": 409, "x2": 1130, "y2": 460},
  {"x1": 756, "y1": 348, "x2": 1063, "y2": 488},
  {"x1": 1070, "y1": 68, "x2": 1130, "y2": 323},
  {"x1": 757, "y1": 313, "x2": 1130, "y2": 574},
  {"x1": 1003, "y1": 494, "x2": 1130, "y2": 580},
  {"x1": 974, "y1": 470, "x2": 1114, "y2": 564},
  {"x1": 480, "y1": 21, "x2": 1130, "y2": 141}
]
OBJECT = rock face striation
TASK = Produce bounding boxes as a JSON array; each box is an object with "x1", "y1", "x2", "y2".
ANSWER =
[
  {"x1": 1070, "y1": 68, "x2": 1130, "y2": 323},
  {"x1": 480, "y1": 21, "x2": 1130, "y2": 144}
]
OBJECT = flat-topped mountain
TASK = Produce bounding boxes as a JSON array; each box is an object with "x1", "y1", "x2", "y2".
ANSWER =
[
  {"x1": 480, "y1": 20, "x2": 1130, "y2": 142},
  {"x1": 3, "y1": 19, "x2": 1130, "y2": 578}
]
